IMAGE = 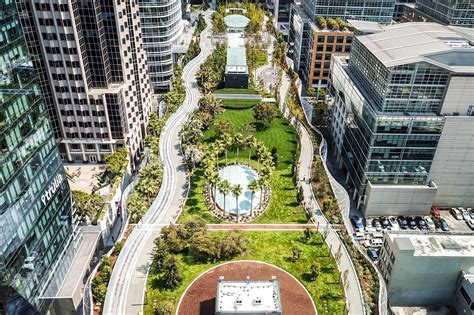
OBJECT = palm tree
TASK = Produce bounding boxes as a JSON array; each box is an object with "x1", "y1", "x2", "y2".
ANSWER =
[
  {"x1": 258, "y1": 176, "x2": 268, "y2": 209},
  {"x1": 218, "y1": 179, "x2": 231, "y2": 213},
  {"x1": 231, "y1": 184, "x2": 243, "y2": 221},
  {"x1": 222, "y1": 133, "x2": 233, "y2": 166},
  {"x1": 233, "y1": 133, "x2": 244, "y2": 163},
  {"x1": 209, "y1": 172, "x2": 220, "y2": 208},
  {"x1": 246, "y1": 136, "x2": 258, "y2": 164},
  {"x1": 248, "y1": 179, "x2": 260, "y2": 216}
]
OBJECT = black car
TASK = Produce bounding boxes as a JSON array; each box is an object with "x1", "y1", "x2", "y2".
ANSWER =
[
  {"x1": 407, "y1": 217, "x2": 417, "y2": 229},
  {"x1": 380, "y1": 217, "x2": 390, "y2": 228},
  {"x1": 440, "y1": 218, "x2": 450, "y2": 231},
  {"x1": 368, "y1": 248, "x2": 379, "y2": 261},
  {"x1": 398, "y1": 216, "x2": 408, "y2": 229},
  {"x1": 416, "y1": 216, "x2": 427, "y2": 230}
]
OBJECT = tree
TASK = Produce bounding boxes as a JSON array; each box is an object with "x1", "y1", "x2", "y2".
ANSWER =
[
  {"x1": 218, "y1": 230, "x2": 248, "y2": 259},
  {"x1": 246, "y1": 136, "x2": 258, "y2": 164},
  {"x1": 199, "y1": 93, "x2": 222, "y2": 118},
  {"x1": 233, "y1": 133, "x2": 244, "y2": 163},
  {"x1": 161, "y1": 224, "x2": 185, "y2": 253},
  {"x1": 220, "y1": 133, "x2": 233, "y2": 165},
  {"x1": 304, "y1": 228, "x2": 314, "y2": 242},
  {"x1": 271, "y1": 147, "x2": 279, "y2": 166},
  {"x1": 218, "y1": 180, "x2": 231, "y2": 212},
  {"x1": 241, "y1": 123, "x2": 256, "y2": 138},
  {"x1": 72, "y1": 190, "x2": 103, "y2": 219},
  {"x1": 253, "y1": 102, "x2": 277, "y2": 127},
  {"x1": 184, "y1": 145, "x2": 203, "y2": 170},
  {"x1": 161, "y1": 256, "x2": 183, "y2": 289},
  {"x1": 209, "y1": 172, "x2": 220, "y2": 208},
  {"x1": 290, "y1": 247, "x2": 302, "y2": 262},
  {"x1": 307, "y1": 87, "x2": 316, "y2": 97},
  {"x1": 310, "y1": 264, "x2": 320, "y2": 281},
  {"x1": 318, "y1": 88, "x2": 327, "y2": 101},
  {"x1": 335, "y1": 17, "x2": 347, "y2": 31},
  {"x1": 215, "y1": 120, "x2": 234, "y2": 140},
  {"x1": 231, "y1": 184, "x2": 243, "y2": 221},
  {"x1": 180, "y1": 217, "x2": 208, "y2": 241},
  {"x1": 316, "y1": 16, "x2": 327, "y2": 29},
  {"x1": 257, "y1": 177, "x2": 267, "y2": 209},
  {"x1": 189, "y1": 233, "x2": 217, "y2": 262},
  {"x1": 179, "y1": 120, "x2": 203, "y2": 145},
  {"x1": 104, "y1": 147, "x2": 128, "y2": 180},
  {"x1": 326, "y1": 18, "x2": 338, "y2": 30},
  {"x1": 297, "y1": 186, "x2": 304, "y2": 203},
  {"x1": 91, "y1": 280, "x2": 107, "y2": 304},
  {"x1": 153, "y1": 300, "x2": 174, "y2": 315},
  {"x1": 247, "y1": 179, "x2": 259, "y2": 216},
  {"x1": 127, "y1": 192, "x2": 148, "y2": 223},
  {"x1": 150, "y1": 237, "x2": 170, "y2": 274},
  {"x1": 148, "y1": 113, "x2": 165, "y2": 137}
]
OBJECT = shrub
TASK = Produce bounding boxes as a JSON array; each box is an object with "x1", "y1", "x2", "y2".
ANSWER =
[
  {"x1": 113, "y1": 242, "x2": 123, "y2": 255},
  {"x1": 153, "y1": 300, "x2": 174, "y2": 315}
]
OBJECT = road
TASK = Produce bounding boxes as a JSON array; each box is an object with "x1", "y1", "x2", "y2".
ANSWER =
[{"x1": 103, "y1": 15, "x2": 213, "y2": 315}]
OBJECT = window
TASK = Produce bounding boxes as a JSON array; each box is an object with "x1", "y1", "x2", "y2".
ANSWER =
[
  {"x1": 327, "y1": 36, "x2": 334, "y2": 43},
  {"x1": 317, "y1": 36, "x2": 324, "y2": 43}
]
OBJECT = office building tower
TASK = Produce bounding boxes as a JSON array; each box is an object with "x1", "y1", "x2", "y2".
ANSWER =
[
  {"x1": 0, "y1": 2, "x2": 75, "y2": 313},
  {"x1": 416, "y1": 0, "x2": 474, "y2": 28},
  {"x1": 289, "y1": 0, "x2": 395, "y2": 89},
  {"x1": 139, "y1": 0, "x2": 184, "y2": 92},
  {"x1": 16, "y1": 0, "x2": 153, "y2": 166},
  {"x1": 302, "y1": 0, "x2": 396, "y2": 24},
  {"x1": 330, "y1": 23, "x2": 474, "y2": 215},
  {"x1": 273, "y1": 0, "x2": 294, "y2": 36}
]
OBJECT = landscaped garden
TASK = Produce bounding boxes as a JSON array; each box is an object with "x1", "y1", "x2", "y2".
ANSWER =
[
  {"x1": 177, "y1": 99, "x2": 307, "y2": 224},
  {"x1": 144, "y1": 219, "x2": 346, "y2": 314}
]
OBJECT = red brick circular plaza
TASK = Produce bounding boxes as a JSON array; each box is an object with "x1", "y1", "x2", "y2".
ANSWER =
[{"x1": 177, "y1": 260, "x2": 317, "y2": 315}]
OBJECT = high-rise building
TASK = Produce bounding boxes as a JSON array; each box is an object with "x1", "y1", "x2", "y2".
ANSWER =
[
  {"x1": 1, "y1": 2, "x2": 76, "y2": 313},
  {"x1": 273, "y1": 0, "x2": 294, "y2": 36},
  {"x1": 302, "y1": 0, "x2": 396, "y2": 24},
  {"x1": 139, "y1": 0, "x2": 183, "y2": 92},
  {"x1": 289, "y1": 0, "x2": 396, "y2": 89},
  {"x1": 330, "y1": 23, "x2": 474, "y2": 215},
  {"x1": 415, "y1": 0, "x2": 474, "y2": 28},
  {"x1": 16, "y1": 0, "x2": 153, "y2": 166}
]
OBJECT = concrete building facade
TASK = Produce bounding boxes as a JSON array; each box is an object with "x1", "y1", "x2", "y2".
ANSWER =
[
  {"x1": 139, "y1": 0, "x2": 183, "y2": 92},
  {"x1": 379, "y1": 232, "x2": 474, "y2": 307},
  {"x1": 329, "y1": 23, "x2": 474, "y2": 215},
  {"x1": 16, "y1": 0, "x2": 154, "y2": 167}
]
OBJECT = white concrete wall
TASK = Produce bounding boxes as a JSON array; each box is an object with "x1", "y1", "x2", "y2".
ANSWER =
[
  {"x1": 363, "y1": 181, "x2": 438, "y2": 216},
  {"x1": 440, "y1": 76, "x2": 474, "y2": 114},
  {"x1": 429, "y1": 116, "x2": 474, "y2": 207}
]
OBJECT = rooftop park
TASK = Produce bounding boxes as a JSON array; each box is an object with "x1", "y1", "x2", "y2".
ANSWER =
[{"x1": 144, "y1": 218, "x2": 346, "y2": 314}]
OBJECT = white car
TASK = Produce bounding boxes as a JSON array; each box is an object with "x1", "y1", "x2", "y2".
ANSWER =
[
  {"x1": 460, "y1": 208, "x2": 470, "y2": 220},
  {"x1": 424, "y1": 217, "x2": 436, "y2": 230},
  {"x1": 450, "y1": 208, "x2": 463, "y2": 220},
  {"x1": 388, "y1": 217, "x2": 400, "y2": 230},
  {"x1": 466, "y1": 219, "x2": 474, "y2": 230}
]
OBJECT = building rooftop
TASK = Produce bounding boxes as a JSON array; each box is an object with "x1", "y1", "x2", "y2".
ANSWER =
[
  {"x1": 347, "y1": 19, "x2": 384, "y2": 34},
  {"x1": 357, "y1": 22, "x2": 474, "y2": 71},
  {"x1": 224, "y1": 14, "x2": 250, "y2": 29},
  {"x1": 215, "y1": 277, "x2": 282, "y2": 314},
  {"x1": 387, "y1": 231, "x2": 474, "y2": 257}
]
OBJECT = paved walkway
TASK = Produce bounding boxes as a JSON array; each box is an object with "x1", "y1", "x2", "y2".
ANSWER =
[
  {"x1": 278, "y1": 73, "x2": 365, "y2": 314},
  {"x1": 207, "y1": 224, "x2": 320, "y2": 230},
  {"x1": 103, "y1": 13, "x2": 214, "y2": 315}
]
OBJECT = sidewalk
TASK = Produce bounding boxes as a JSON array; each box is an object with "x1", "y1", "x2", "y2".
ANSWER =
[{"x1": 278, "y1": 73, "x2": 366, "y2": 315}]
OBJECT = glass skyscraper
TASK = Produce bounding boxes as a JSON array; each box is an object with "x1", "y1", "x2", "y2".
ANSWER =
[
  {"x1": 1, "y1": 2, "x2": 74, "y2": 313},
  {"x1": 416, "y1": 0, "x2": 474, "y2": 28}
]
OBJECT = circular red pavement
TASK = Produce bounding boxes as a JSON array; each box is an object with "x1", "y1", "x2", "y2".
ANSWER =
[{"x1": 177, "y1": 260, "x2": 316, "y2": 315}]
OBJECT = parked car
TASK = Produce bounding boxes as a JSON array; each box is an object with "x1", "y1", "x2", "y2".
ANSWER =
[
  {"x1": 468, "y1": 208, "x2": 474, "y2": 220},
  {"x1": 466, "y1": 219, "x2": 474, "y2": 231},
  {"x1": 368, "y1": 248, "x2": 379, "y2": 261},
  {"x1": 370, "y1": 238, "x2": 383, "y2": 247},
  {"x1": 353, "y1": 232, "x2": 365, "y2": 241},
  {"x1": 352, "y1": 215, "x2": 364, "y2": 230},
  {"x1": 415, "y1": 216, "x2": 427, "y2": 230},
  {"x1": 430, "y1": 206, "x2": 441, "y2": 218},
  {"x1": 407, "y1": 217, "x2": 417, "y2": 229},
  {"x1": 450, "y1": 208, "x2": 463, "y2": 220},
  {"x1": 388, "y1": 217, "x2": 400, "y2": 230},
  {"x1": 425, "y1": 217, "x2": 436, "y2": 230},
  {"x1": 380, "y1": 217, "x2": 390, "y2": 228},
  {"x1": 460, "y1": 208, "x2": 470, "y2": 220},
  {"x1": 372, "y1": 219, "x2": 382, "y2": 232},
  {"x1": 440, "y1": 218, "x2": 450, "y2": 231},
  {"x1": 398, "y1": 216, "x2": 408, "y2": 229}
]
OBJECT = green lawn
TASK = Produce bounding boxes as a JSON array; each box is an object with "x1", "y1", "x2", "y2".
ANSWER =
[
  {"x1": 145, "y1": 231, "x2": 346, "y2": 314},
  {"x1": 178, "y1": 107, "x2": 307, "y2": 224},
  {"x1": 214, "y1": 88, "x2": 260, "y2": 95},
  {"x1": 220, "y1": 98, "x2": 261, "y2": 109}
]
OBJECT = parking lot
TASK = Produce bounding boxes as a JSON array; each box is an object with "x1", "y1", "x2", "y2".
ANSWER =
[{"x1": 439, "y1": 210, "x2": 472, "y2": 232}]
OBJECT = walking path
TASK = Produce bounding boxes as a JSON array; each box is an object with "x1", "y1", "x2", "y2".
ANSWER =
[
  {"x1": 207, "y1": 224, "x2": 320, "y2": 230},
  {"x1": 278, "y1": 74, "x2": 365, "y2": 314},
  {"x1": 103, "y1": 14, "x2": 213, "y2": 315}
]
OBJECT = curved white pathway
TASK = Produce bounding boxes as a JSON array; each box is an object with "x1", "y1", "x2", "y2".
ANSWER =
[{"x1": 103, "y1": 15, "x2": 213, "y2": 315}]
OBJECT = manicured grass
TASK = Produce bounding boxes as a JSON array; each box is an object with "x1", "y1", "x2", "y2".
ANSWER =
[
  {"x1": 178, "y1": 107, "x2": 307, "y2": 224},
  {"x1": 219, "y1": 98, "x2": 261, "y2": 109},
  {"x1": 214, "y1": 88, "x2": 260, "y2": 95},
  {"x1": 145, "y1": 231, "x2": 345, "y2": 315}
]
